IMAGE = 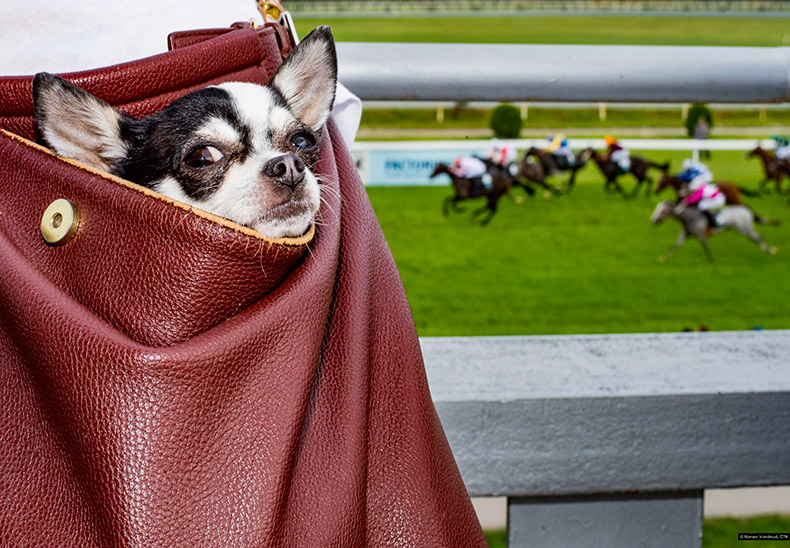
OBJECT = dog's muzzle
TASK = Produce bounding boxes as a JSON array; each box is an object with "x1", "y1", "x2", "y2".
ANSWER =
[{"x1": 263, "y1": 154, "x2": 306, "y2": 190}]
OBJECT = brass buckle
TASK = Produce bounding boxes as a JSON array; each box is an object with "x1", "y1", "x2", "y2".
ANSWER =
[
  {"x1": 258, "y1": 0, "x2": 284, "y2": 22},
  {"x1": 257, "y1": 0, "x2": 298, "y2": 46}
]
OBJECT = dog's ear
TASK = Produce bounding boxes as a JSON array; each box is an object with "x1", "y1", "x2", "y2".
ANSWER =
[
  {"x1": 33, "y1": 73, "x2": 133, "y2": 172},
  {"x1": 271, "y1": 26, "x2": 337, "y2": 132}
]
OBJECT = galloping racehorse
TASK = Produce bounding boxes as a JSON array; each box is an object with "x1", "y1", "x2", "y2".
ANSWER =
[
  {"x1": 518, "y1": 146, "x2": 592, "y2": 194},
  {"x1": 509, "y1": 154, "x2": 553, "y2": 196},
  {"x1": 431, "y1": 162, "x2": 513, "y2": 225},
  {"x1": 587, "y1": 148, "x2": 669, "y2": 198},
  {"x1": 651, "y1": 200, "x2": 778, "y2": 262},
  {"x1": 746, "y1": 146, "x2": 790, "y2": 194},
  {"x1": 654, "y1": 173, "x2": 758, "y2": 206},
  {"x1": 481, "y1": 158, "x2": 536, "y2": 198}
]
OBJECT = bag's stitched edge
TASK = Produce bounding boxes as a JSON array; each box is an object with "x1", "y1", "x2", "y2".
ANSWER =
[{"x1": 0, "y1": 129, "x2": 315, "y2": 247}]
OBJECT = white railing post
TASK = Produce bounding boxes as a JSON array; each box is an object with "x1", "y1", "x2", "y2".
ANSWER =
[{"x1": 337, "y1": 43, "x2": 790, "y2": 103}]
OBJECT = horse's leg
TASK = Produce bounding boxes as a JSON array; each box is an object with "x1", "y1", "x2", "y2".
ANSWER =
[
  {"x1": 480, "y1": 196, "x2": 499, "y2": 226},
  {"x1": 753, "y1": 211, "x2": 780, "y2": 226},
  {"x1": 643, "y1": 176, "x2": 653, "y2": 198},
  {"x1": 758, "y1": 177, "x2": 769, "y2": 194},
  {"x1": 565, "y1": 169, "x2": 578, "y2": 195},
  {"x1": 446, "y1": 196, "x2": 467, "y2": 215},
  {"x1": 765, "y1": 168, "x2": 782, "y2": 194},
  {"x1": 738, "y1": 224, "x2": 778, "y2": 254},
  {"x1": 539, "y1": 178, "x2": 558, "y2": 196},
  {"x1": 443, "y1": 196, "x2": 453, "y2": 217},
  {"x1": 514, "y1": 181, "x2": 535, "y2": 197},
  {"x1": 698, "y1": 233, "x2": 714, "y2": 262},
  {"x1": 627, "y1": 168, "x2": 647, "y2": 198},
  {"x1": 659, "y1": 230, "x2": 687, "y2": 262},
  {"x1": 613, "y1": 177, "x2": 629, "y2": 199},
  {"x1": 629, "y1": 177, "x2": 643, "y2": 199},
  {"x1": 472, "y1": 200, "x2": 490, "y2": 218}
]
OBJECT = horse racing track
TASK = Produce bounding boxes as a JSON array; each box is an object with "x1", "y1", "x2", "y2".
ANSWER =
[{"x1": 366, "y1": 150, "x2": 790, "y2": 337}]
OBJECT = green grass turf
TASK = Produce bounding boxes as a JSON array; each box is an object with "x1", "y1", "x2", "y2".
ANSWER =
[
  {"x1": 483, "y1": 515, "x2": 790, "y2": 547},
  {"x1": 484, "y1": 529, "x2": 506, "y2": 548},
  {"x1": 301, "y1": 15, "x2": 790, "y2": 46},
  {"x1": 358, "y1": 106, "x2": 790, "y2": 134},
  {"x1": 366, "y1": 150, "x2": 790, "y2": 336},
  {"x1": 703, "y1": 515, "x2": 790, "y2": 547}
]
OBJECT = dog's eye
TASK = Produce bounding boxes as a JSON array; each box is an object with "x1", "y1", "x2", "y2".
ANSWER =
[
  {"x1": 185, "y1": 146, "x2": 224, "y2": 168},
  {"x1": 291, "y1": 132, "x2": 316, "y2": 151}
]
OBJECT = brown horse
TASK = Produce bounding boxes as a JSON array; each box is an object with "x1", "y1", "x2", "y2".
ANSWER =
[
  {"x1": 518, "y1": 146, "x2": 592, "y2": 194},
  {"x1": 586, "y1": 148, "x2": 669, "y2": 198},
  {"x1": 509, "y1": 153, "x2": 554, "y2": 196},
  {"x1": 431, "y1": 162, "x2": 513, "y2": 225},
  {"x1": 480, "y1": 158, "x2": 537, "y2": 199},
  {"x1": 654, "y1": 174, "x2": 750, "y2": 205},
  {"x1": 746, "y1": 146, "x2": 790, "y2": 194}
]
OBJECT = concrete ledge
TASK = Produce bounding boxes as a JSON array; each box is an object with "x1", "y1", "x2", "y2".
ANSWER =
[
  {"x1": 421, "y1": 331, "x2": 790, "y2": 497},
  {"x1": 509, "y1": 492, "x2": 704, "y2": 548}
]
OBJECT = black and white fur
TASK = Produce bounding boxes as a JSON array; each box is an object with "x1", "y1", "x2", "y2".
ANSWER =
[{"x1": 33, "y1": 26, "x2": 337, "y2": 240}]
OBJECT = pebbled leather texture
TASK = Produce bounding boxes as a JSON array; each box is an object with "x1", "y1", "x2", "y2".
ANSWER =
[
  {"x1": 0, "y1": 130, "x2": 309, "y2": 347},
  {"x1": 0, "y1": 23, "x2": 487, "y2": 548}
]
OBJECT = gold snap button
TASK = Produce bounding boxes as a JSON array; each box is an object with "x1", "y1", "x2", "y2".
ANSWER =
[{"x1": 41, "y1": 199, "x2": 80, "y2": 246}]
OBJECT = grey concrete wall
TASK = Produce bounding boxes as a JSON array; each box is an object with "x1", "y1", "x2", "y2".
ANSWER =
[
  {"x1": 509, "y1": 492, "x2": 703, "y2": 548},
  {"x1": 421, "y1": 331, "x2": 790, "y2": 498}
]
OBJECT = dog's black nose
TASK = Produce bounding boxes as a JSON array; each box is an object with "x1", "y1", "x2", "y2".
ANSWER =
[{"x1": 263, "y1": 154, "x2": 306, "y2": 189}]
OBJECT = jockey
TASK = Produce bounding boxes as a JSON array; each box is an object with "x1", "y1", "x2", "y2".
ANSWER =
[
  {"x1": 487, "y1": 140, "x2": 520, "y2": 177},
  {"x1": 677, "y1": 160, "x2": 723, "y2": 228},
  {"x1": 487, "y1": 140, "x2": 518, "y2": 167},
  {"x1": 677, "y1": 159, "x2": 713, "y2": 192},
  {"x1": 545, "y1": 134, "x2": 575, "y2": 169},
  {"x1": 682, "y1": 183, "x2": 726, "y2": 229},
  {"x1": 772, "y1": 135, "x2": 790, "y2": 161},
  {"x1": 603, "y1": 135, "x2": 630, "y2": 173},
  {"x1": 450, "y1": 155, "x2": 492, "y2": 192}
]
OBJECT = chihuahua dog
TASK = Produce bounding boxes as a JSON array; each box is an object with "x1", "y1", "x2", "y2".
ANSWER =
[{"x1": 33, "y1": 26, "x2": 337, "y2": 240}]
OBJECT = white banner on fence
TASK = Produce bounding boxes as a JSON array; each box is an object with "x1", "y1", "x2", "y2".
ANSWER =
[{"x1": 351, "y1": 138, "x2": 776, "y2": 186}]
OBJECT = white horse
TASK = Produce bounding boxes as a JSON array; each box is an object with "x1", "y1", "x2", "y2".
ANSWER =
[{"x1": 651, "y1": 200, "x2": 778, "y2": 262}]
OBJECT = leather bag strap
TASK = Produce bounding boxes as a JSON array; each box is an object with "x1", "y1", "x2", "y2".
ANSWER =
[{"x1": 0, "y1": 22, "x2": 287, "y2": 141}]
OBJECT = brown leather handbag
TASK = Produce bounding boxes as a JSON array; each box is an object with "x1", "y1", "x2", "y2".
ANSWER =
[{"x1": 0, "y1": 22, "x2": 487, "y2": 547}]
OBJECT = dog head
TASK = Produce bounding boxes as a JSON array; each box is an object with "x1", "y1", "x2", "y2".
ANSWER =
[{"x1": 33, "y1": 26, "x2": 337, "y2": 239}]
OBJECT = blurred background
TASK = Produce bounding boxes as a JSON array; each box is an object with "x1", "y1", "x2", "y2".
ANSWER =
[{"x1": 293, "y1": 2, "x2": 790, "y2": 546}]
